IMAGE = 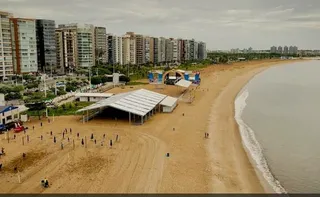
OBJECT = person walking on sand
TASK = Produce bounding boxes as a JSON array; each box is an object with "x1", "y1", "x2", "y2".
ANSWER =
[
  {"x1": 94, "y1": 139, "x2": 97, "y2": 144},
  {"x1": 61, "y1": 142, "x2": 64, "y2": 150},
  {"x1": 70, "y1": 128, "x2": 72, "y2": 134},
  {"x1": 81, "y1": 138, "x2": 84, "y2": 146},
  {"x1": 40, "y1": 122, "x2": 43, "y2": 127},
  {"x1": 53, "y1": 136, "x2": 56, "y2": 143},
  {"x1": 63, "y1": 132, "x2": 65, "y2": 139},
  {"x1": 27, "y1": 135, "x2": 29, "y2": 142},
  {"x1": 110, "y1": 140, "x2": 113, "y2": 148},
  {"x1": 50, "y1": 131, "x2": 52, "y2": 136}
]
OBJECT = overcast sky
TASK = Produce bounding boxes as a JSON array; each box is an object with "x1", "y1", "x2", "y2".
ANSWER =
[{"x1": 1, "y1": 0, "x2": 320, "y2": 50}]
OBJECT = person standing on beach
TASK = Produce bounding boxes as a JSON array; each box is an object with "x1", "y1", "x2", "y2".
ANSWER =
[
  {"x1": 41, "y1": 135, "x2": 43, "y2": 140},
  {"x1": 77, "y1": 133, "x2": 79, "y2": 138},
  {"x1": 110, "y1": 140, "x2": 113, "y2": 148},
  {"x1": 70, "y1": 128, "x2": 72, "y2": 134},
  {"x1": 50, "y1": 131, "x2": 52, "y2": 136},
  {"x1": 40, "y1": 122, "x2": 43, "y2": 127},
  {"x1": 54, "y1": 136, "x2": 56, "y2": 143},
  {"x1": 33, "y1": 126, "x2": 34, "y2": 131},
  {"x1": 103, "y1": 134, "x2": 105, "y2": 139},
  {"x1": 81, "y1": 138, "x2": 84, "y2": 146}
]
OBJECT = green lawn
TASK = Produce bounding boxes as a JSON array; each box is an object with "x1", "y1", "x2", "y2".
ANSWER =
[{"x1": 25, "y1": 101, "x2": 93, "y2": 117}]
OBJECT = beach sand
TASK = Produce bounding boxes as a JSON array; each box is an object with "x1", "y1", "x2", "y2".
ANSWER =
[{"x1": 0, "y1": 59, "x2": 298, "y2": 193}]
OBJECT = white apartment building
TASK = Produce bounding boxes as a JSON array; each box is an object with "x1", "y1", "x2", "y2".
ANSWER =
[
  {"x1": 0, "y1": 11, "x2": 14, "y2": 81},
  {"x1": 172, "y1": 39, "x2": 179, "y2": 63},
  {"x1": 76, "y1": 24, "x2": 95, "y2": 68},
  {"x1": 11, "y1": 18, "x2": 38, "y2": 74},
  {"x1": 122, "y1": 34, "x2": 136, "y2": 65},
  {"x1": 184, "y1": 40, "x2": 190, "y2": 61}
]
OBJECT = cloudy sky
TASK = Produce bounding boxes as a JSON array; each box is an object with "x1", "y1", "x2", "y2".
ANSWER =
[{"x1": 1, "y1": 0, "x2": 320, "y2": 50}]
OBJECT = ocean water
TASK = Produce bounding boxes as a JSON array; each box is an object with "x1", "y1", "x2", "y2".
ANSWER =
[{"x1": 235, "y1": 60, "x2": 320, "y2": 193}]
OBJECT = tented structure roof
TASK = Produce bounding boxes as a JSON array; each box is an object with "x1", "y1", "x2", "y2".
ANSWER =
[
  {"x1": 75, "y1": 93, "x2": 114, "y2": 98},
  {"x1": 77, "y1": 89, "x2": 167, "y2": 116},
  {"x1": 175, "y1": 79, "x2": 192, "y2": 88},
  {"x1": 160, "y1": 96, "x2": 178, "y2": 107}
]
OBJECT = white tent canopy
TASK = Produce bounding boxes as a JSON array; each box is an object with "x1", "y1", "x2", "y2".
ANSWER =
[
  {"x1": 77, "y1": 89, "x2": 167, "y2": 117},
  {"x1": 175, "y1": 79, "x2": 192, "y2": 88},
  {"x1": 160, "y1": 96, "x2": 178, "y2": 107}
]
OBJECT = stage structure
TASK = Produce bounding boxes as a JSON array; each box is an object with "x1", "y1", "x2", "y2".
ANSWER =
[
  {"x1": 148, "y1": 70, "x2": 165, "y2": 89},
  {"x1": 147, "y1": 69, "x2": 201, "y2": 85}
]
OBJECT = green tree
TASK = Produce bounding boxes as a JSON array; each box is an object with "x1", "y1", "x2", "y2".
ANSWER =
[
  {"x1": 91, "y1": 76, "x2": 102, "y2": 85},
  {"x1": 24, "y1": 92, "x2": 47, "y2": 120}
]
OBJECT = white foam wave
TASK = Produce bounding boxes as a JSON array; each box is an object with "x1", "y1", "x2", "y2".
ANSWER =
[{"x1": 234, "y1": 88, "x2": 287, "y2": 194}]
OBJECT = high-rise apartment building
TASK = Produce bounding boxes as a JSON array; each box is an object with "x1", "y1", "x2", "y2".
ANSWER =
[
  {"x1": 198, "y1": 42, "x2": 207, "y2": 60},
  {"x1": 145, "y1": 36, "x2": 151, "y2": 63},
  {"x1": 106, "y1": 34, "x2": 122, "y2": 65},
  {"x1": 283, "y1": 46, "x2": 289, "y2": 54},
  {"x1": 154, "y1": 37, "x2": 160, "y2": 64},
  {"x1": 94, "y1": 27, "x2": 107, "y2": 65},
  {"x1": 149, "y1": 37, "x2": 154, "y2": 63},
  {"x1": 10, "y1": 18, "x2": 38, "y2": 74},
  {"x1": 76, "y1": 24, "x2": 95, "y2": 68},
  {"x1": 122, "y1": 33, "x2": 136, "y2": 65},
  {"x1": 194, "y1": 41, "x2": 199, "y2": 60},
  {"x1": 179, "y1": 39, "x2": 186, "y2": 62},
  {"x1": 289, "y1": 46, "x2": 298, "y2": 54},
  {"x1": 172, "y1": 39, "x2": 179, "y2": 63},
  {"x1": 165, "y1": 38, "x2": 173, "y2": 63},
  {"x1": 0, "y1": 11, "x2": 14, "y2": 81},
  {"x1": 55, "y1": 26, "x2": 78, "y2": 73},
  {"x1": 36, "y1": 19, "x2": 56, "y2": 75},
  {"x1": 159, "y1": 37, "x2": 166, "y2": 64},
  {"x1": 135, "y1": 34, "x2": 145, "y2": 65},
  {"x1": 58, "y1": 23, "x2": 95, "y2": 69},
  {"x1": 116, "y1": 36, "x2": 123, "y2": 65},
  {"x1": 270, "y1": 46, "x2": 277, "y2": 53},
  {"x1": 107, "y1": 34, "x2": 114, "y2": 64},
  {"x1": 189, "y1": 39, "x2": 196, "y2": 60},
  {"x1": 277, "y1": 46, "x2": 283, "y2": 54}
]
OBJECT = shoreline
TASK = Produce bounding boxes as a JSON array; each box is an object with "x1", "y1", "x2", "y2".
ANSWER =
[{"x1": 205, "y1": 59, "x2": 304, "y2": 193}]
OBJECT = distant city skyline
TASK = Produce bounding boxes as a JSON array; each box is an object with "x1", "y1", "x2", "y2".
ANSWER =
[{"x1": 1, "y1": 0, "x2": 320, "y2": 50}]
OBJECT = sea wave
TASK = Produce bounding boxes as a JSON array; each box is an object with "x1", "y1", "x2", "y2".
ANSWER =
[{"x1": 234, "y1": 87, "x2": 287, "y2": 194}]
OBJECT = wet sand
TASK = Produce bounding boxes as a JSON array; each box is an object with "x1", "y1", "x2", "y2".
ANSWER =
[{"x1": 0, "y1": 59, "x2": 299, "y2": 193}]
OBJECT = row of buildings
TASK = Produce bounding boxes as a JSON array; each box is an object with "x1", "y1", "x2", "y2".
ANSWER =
[
  {"x1": 270, "y1": 46, "x2": 299, "y2": 55},
  {"x1": 0, "y1": 10, "x2": 207, "y2": 81}
]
